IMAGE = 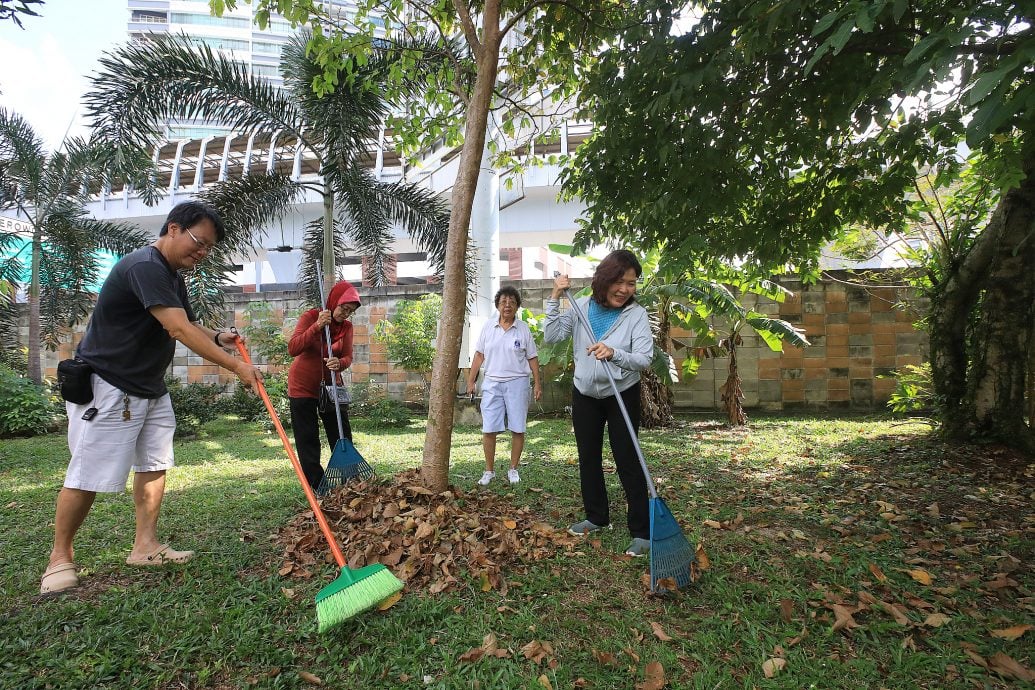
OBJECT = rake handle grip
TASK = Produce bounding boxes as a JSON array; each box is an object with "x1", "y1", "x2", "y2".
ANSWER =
[
  {"x1": 235, "y1": 339, "x2": 347, "y2": 568},
  {"x1": 561, "y1": 287, "x2": 659, "y2": 499},
  {"x1": 314, "y1": 261, "x2": 347, "y2": 440}
]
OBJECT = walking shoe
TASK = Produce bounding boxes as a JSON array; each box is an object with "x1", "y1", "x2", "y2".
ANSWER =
[
  {"x1": 624, "y1": 538, "x2": 651, "y2": 557},
  {"x1": 507, "y1": 468, "x2": 521, "y2": 484},
  {"x1": 567, "y1": 519, "x2": 611, "y2": 536},
  {"x1": 477, "y1": 471, "x2": 495, "y2": 486}
]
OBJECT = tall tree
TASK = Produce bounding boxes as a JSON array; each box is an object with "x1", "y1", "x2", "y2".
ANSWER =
[
  {"x1": 221, "y1": 0, "x2": 636, "y2": 490},
  {"x1": 565, "y1": 0, "x2": 1035, "y2": 451},
  {"x1": 0, "y1": 108, "x2": 155, "y2": 384},
  {"x1": 84, "y1": 31, "x2": 450, "y2": 314}
]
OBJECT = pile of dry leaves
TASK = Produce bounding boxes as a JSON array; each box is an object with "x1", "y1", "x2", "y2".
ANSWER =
[{"x1": 274, "y1": 470, "x2": 582, "y2": 595}]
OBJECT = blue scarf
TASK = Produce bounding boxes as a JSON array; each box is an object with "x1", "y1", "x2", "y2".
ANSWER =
[{"x1": 588, "y1": 300, "x2": 622, "y2": 341}]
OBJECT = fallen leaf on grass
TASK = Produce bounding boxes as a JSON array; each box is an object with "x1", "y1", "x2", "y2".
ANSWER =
[
  {"x1": 898, "y1": 568, "x2": 933, "y2": 585},
  {"x1": 376, "y1": 591, "x2": 403, "y2": 611},
  {"x1": 762, "y1": 658, "x2": 787, "y2": 678},
  {"x1": 537, "y1": 675, "x2": 553, "y2": 690},
  {"x1": 459, "y1": 647, "x2": 485, "y2": 663},
  {"x1": 868, "y1": 563, "x2": 888, "y2": 583},
  {"x1": 522, "y1": 640, "x2": 555, "y2": 664},
  {"x1": 624, "y1": 648, "x2": 641, "y2": 663},
  {"x1": 703, "y1": 519, "x2": 722, "y2": 529},
  {"x1": 593, "y1": 649, "x2": 618, "y2": 666},
  {"x1": 831, "y1": 604, "x2": 860, "y2": 632},
  {"x1": 779, "y1": 599, "x2": 794, "y2": 623},
  {"x1": 990, "y1": 624, "x2": 1033, "y2": 641},
  {"x1": 298, "y1": 671, "x2": 323, "y2": 686},
  {"x1": 695, "y1": 543, "x2": 710, "y2": 570},
  {"x1": 281, "y1": 587, "x2": 295, "y2": 600},
  {"x1": 988, "y1": 652, "x2": 1035, "y2": 682},
  {"x1": 923, "y1": 612, "x2": 951, "y2": 628},
  {"x1": 650, "y1": 622, "x2": 674, "y2": 641},
  {"x1": 503, "y1": 519, "x2": 517, "y2": 529},
  {"x1": 635, "y1": 661, "x2": 666, "y2": 690}
]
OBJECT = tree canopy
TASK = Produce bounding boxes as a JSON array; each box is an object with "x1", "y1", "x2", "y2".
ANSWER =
[
  {"x1": 565, "y1": 0, "x2": 1033, "y2": 273},
  {"x1": 566, "y1": 0, "x2": 1034, "y2": 448}
]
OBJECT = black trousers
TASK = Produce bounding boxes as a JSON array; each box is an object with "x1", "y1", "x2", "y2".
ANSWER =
[
  {"x1": 289, "y1": 396, "x2": 353, "y2": 490},
  {"x1": 571, "y1": 383, "x2": 649, "y2": 539}
]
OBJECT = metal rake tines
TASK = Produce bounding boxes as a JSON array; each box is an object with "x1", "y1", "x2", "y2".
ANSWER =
[{"x1": 320, "y1": 463, "x2": 375, "y2": 488}]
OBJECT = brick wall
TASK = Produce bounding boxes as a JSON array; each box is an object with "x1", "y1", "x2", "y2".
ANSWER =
[{"x1": 29, "y1": 272, "x2": 927, "y2": 411}]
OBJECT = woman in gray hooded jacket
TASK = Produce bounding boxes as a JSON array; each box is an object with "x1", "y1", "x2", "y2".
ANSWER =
[{"x1": 543, "y1": 250, "x2": 654, "y2": 557}]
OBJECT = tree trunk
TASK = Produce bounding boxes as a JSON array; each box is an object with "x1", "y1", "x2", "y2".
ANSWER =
[
  {"x1": 27, "y1": 229, "x2": 42, "y2": 384},
  {"x1": 321, "y1": 184, "x2": 335, "y2": 294},
  {"x1": 420, "y1": 19, "x2": 501, "y2": 491},
  {"x1": 640, "y1": 295, "x2": 673, "y2": 427},
  {"x1": 965, "y1": 160, "x2": 1035, "y2": 451},
  {"x1": 720, "y1": 338, "x2": 746, "y2": 426}
]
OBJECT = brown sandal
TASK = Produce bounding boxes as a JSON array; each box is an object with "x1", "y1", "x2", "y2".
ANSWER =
[
  {"x1": 125, "y1": 544, "x2": 195, "y2": 567},
  {"x1": 40, "y1": 562, "x2": 79, "y2": 594}
]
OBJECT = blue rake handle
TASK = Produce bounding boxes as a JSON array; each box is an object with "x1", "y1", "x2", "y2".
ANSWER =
[
  {"x1": 560, "y1": 286, "x2": 658, "y2": 500},
  {"x1": 315, "y1": 261, "x2": 346, "y2": 440}
]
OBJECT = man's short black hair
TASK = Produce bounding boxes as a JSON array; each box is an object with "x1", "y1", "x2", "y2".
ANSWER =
[
  {"x1": 159, "y1": 201, "x2": 226, "y2": 242},
  {"x1": 494, "y1": 286, "x2": 521, "y2": 308}
]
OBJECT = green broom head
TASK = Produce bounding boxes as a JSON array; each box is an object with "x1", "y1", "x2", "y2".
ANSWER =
[
  {"x1": 315, "y1": 563, "x2": 403, "y2": 633},
  {"x1": 318, "y1": 438, "x2": 375, "y2": 494},
  {"x1": 649, "y1": 497, "x2": 696, "y2": 592}
]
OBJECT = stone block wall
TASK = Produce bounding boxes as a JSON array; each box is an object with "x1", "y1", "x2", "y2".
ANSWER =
[{"x1": 30, "y1": 272, "x2": 927, "y2": 411}]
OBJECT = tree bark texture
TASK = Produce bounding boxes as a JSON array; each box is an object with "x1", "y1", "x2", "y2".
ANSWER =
[
  {"x1": 930, "y1": 150, "x2": 1035, "y2": 451},
  {"x1": 420, "y1": 15, "x2": 502, "y2": 491},
  {"x1": 966, "y1": 159, "x2": 1035, "y2": 450},
  {"x1": 640, "y1": 296, "x2": 673, "y2": 428},
  {"x1": 720, "y1": 339, "x2": 746, "y2": 426},
  {"x1": 27, "y1": 231, "x2": 42, "y2": 384}
]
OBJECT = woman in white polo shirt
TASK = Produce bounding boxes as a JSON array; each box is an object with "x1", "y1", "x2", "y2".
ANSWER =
[{"x1": 467, "y1": 286, "x2": 543, "y2": 485}]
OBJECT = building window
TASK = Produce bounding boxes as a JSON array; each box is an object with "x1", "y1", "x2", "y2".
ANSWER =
[{"x1": 170, "y1": 12, "x2": 250, "y2": 28}]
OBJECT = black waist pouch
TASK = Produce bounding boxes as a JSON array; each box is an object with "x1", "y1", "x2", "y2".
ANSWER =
[{"x1": 57, "y1": 358, "x2": 94, "y2": 405}]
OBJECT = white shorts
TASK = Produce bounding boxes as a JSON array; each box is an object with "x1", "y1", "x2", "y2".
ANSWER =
[
  {"x1": 64, "y1": 374, "x2": 176, "y2": 492},
  {"x1": 480, "y1": 377, "x2": 530, "y2": 434}
]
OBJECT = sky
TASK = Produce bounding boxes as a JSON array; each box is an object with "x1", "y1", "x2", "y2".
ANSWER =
[{"x1": 0, "y1": 0, "x2": 127, "y2": 151}]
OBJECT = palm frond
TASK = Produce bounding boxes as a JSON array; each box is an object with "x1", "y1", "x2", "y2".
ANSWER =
[
  {"x1": 299, "y1": 217, "x2": 347, "y2": 305},
  {"x1": 183, "y1": 256, "x2": 235, "y2": 327},
  {"x1": 194, "y1": 172, "x2": 306, "y2": 257},
  {"x1": 86, "y1": 34, "x2": 306, "y2": 151},
  {"x1": 0, "y1": 107, "x2": 46, "y2": 208},
  {"x1": 77, "y1": 217, "x2": 152, "y2": 257}
]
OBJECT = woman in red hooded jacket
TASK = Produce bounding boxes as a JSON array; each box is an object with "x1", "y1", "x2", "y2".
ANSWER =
[{"x1": 287, "y1": 280, "x2": 361, "y2": 491}]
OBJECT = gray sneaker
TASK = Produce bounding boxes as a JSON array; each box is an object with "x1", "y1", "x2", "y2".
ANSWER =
[
  {"x1": 567, "y1": 520, "x2": 610, "y2": 536},
  {"x1": 624, "y1": 538, "x2": 651, "y2": 557}
]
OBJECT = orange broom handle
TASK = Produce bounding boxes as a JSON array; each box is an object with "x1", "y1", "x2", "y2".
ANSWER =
[{"x1": 235, "y1": 339, "x2": 346, "y2": 568}]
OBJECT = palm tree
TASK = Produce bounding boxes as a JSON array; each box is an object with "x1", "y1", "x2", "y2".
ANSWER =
[
  {"x1": 85, "y1": 31, "x2": 450, "y2": 308},
  {"x1": 0, "y1": 108, "x2": 156, "y2": 383}
]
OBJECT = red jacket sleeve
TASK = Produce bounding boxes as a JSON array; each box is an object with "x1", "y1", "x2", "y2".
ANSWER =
[
  {"x1": 333, "y1": 323, "x2": 354, "y2": 368},
  {"x1": 288, "y1": 309, "x2": 322, "y2": 357}
]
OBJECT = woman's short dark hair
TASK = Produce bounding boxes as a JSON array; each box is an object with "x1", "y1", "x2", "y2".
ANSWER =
[
  {"x1": 591, "y1": 250, "x2": 642, "y2": 305},
  {"x1": 159, "y1": 201, "x2": 226, "y2": 242},
  {"x1": 494, "y1": 286, "x2": 521, "y2": 308}
]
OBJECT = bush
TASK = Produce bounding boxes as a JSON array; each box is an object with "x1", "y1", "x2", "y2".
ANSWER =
[
  {"x1": 886, "y1": 363, "x2": 937, "y2": 414},
  {"x1": 165, "y1": 376, "x2": 225, "y2": 438},
  {"x1": 374, "y1": 294, "x2": 441, "y2": 399},
  {"x1": 0, "y1": 365, "x2": 59, "y2": 437},
  {"x1": 349, "y1": 382, "x2": 413, "y2": 428}
]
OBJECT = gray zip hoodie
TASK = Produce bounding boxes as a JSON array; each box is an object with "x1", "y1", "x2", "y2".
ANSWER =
[{"x1": 543, "y1": 296, "x2": 653, "y2": 399}]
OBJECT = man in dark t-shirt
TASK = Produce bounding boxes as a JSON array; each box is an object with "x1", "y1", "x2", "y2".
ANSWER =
[{"x1": 40, "y1": 201, "x2": 262, "y2": 595}]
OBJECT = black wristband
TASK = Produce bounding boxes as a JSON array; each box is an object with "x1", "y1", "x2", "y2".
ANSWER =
[{"x1": 213, "y1": 331, "x2": 222, "y2": 346}]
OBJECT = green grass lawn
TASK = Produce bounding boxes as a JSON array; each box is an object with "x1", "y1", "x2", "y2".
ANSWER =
[{"x1": 1, "y1": 413, "x2": 1032, "y2": 689}]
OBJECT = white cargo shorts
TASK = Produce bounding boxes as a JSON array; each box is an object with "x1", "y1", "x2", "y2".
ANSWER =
[
  {"x1": 480, "y1": 377, "x2": 530, "y2": 434},
  {"x1": 64, "y1": 374, "x2": 176, "y2": 492}
]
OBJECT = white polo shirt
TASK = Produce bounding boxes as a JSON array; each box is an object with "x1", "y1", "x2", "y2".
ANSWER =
[{"x1": 474, "y1": 319, "x2": 538, "y2": 381}]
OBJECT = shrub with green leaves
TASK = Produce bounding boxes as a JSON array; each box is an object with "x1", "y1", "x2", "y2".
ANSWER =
[
  {"x1": 0, "y1": 365, "x2": 59, "y2": 437},
  {"x1": 886, "y1": 363, "x2": 937, "y2": 414},
  {"x1": 240, "y1": 302, "x2": 295, "y2": 366},
  {"x1": 165, "y1": 376, "x2": 225, "y2": 438},
  {"x1": 374, "y1": 293, "x2": 441, "y2": 397}
]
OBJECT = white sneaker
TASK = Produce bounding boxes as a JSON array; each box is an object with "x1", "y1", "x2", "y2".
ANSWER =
[
  {"x1": 507, "y1": 468, "x2": 520, "y2": 484},
  {"x1": 477, "y1": 471, "x2": 495, "y2": 486}
]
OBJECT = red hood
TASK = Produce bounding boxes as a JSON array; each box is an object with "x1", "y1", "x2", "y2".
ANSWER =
[{"x1": 326, "y1": 281, "x2": 361, "y2": 309}]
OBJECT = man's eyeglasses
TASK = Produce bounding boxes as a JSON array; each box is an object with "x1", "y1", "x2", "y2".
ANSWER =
[{"x1": 184, "y1": 227, "x2": 215, "y2": 254}]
